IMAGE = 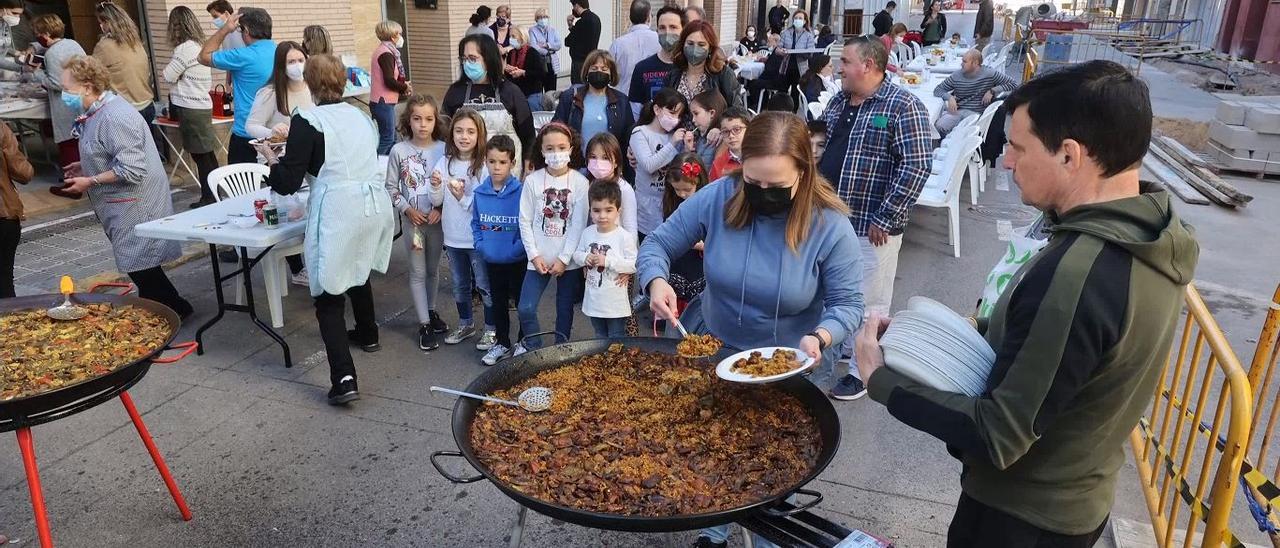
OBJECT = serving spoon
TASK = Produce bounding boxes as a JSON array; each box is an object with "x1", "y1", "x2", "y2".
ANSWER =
[
  {"x1": 46, "y1": 276, "x2": 88, "y2": 321},
  {"x1": 430, "y1": 386, "x2": 553, "y2": 412}
]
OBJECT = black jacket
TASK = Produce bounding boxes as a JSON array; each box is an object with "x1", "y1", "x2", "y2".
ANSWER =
[
  {"x1": 553, "y1": 84, "x2": 635, "y2": 158},
  {"x1": 921, "y1": 12, "x2": 949, "y2": 45},
  {"x1": 872, "y1": 10, "x2": 894, "y2": 36},
  {"x1": 768, "y1": 5, "x2": 790, "y2": 32},
  {"x1": 565, "y1": 10, "x2": 602, "y2": 61},
  {"x1": 506, "y1": 47, "x2": 547, "y2": 98},
  {"x1": 663, "y1": 67, "x2": 744, "y2": 111},
  {"x1": 975, "y1": 0, "x2": 995, "y2": 38}
]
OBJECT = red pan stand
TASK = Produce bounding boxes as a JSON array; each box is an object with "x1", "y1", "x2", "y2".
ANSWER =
[{"x1": 15, "y1": 388, "x2": 195, "y2": 548}]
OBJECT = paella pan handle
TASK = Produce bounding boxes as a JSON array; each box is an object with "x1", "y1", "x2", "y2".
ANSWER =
[
  {"x1": 430, "y1": 451, "x2": 485, "y2": 484},
  {"x1": 152, "y1": 341, "x2": 199, "y2": 364},
  {"x1": 88, "y1": 282, "x2": 136, "y2": 295},
  {"x1": 759, "y1": 488, "x2": 823, "y2": 518},
  {"x1": 520, "y1": 331, "x2": 565, "y2": 345}
]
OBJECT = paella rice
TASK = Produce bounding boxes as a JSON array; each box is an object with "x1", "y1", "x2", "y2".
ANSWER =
[
  {"x1": 469, "y1": 344, "x2": 822, "y2": 516},
  {"x1": 731, "y1": 349, "x2": 803, "y2": 378},
  {"x1": 676, "y1": 334, "x2": 723, "y2": 358},
  {"x1": 1, "y1": 304, "x2": 170, "y2": 401}
]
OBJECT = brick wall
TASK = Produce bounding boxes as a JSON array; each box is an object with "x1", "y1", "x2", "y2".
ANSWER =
[{"x1": 142, "y1": 0, "x2": 370, "y2": 99}]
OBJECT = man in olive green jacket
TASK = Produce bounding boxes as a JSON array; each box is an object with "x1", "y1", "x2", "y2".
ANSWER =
[{"x1": 857, "y1": 60, "x2": 1200, "y2": 547}]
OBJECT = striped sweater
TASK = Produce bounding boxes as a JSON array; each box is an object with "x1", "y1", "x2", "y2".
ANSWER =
[
  {"x1": 162, "y1": 40, "x2": 212, "y2": 109},
  {"x1": 933, "y1": 66, "x2": 1019, "y2": 112},
  {"x1": 868, "y1": 184, "x2": 1199, "y2": 535}
]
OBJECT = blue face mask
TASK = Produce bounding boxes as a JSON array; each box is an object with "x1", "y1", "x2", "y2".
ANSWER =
[
  {"x1": 61, "y1": 91, "x2": 85, "y2": 116},
  {"x1": 213, "y1": 17, "x2": 225, "y2": 29},
  {"x1": 537, "y1": 18, "x2": 550, "y2": 28},
  {"x1": 463, "y1": 60, "x2": 486, "y2": 82}
]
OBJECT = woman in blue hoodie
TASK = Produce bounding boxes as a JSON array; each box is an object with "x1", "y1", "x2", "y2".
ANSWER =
[
  {"x1": 472, "y1": 135, "x2": 527, "y2": 365},
  {"x1": 638, "y1": 111, "x2": 864, "y2": 367},
  {"x1": 636, "y1": 110, "x2": 866, "y2": 548}
]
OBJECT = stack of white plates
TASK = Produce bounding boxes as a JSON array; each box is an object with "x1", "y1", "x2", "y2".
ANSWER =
[{"x1": 878, "y1": 297, "x2": 996, "y2": 397}]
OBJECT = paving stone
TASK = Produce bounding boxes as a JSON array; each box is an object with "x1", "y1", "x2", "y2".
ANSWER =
[
  {"x1": 1245, "y1": 106, "x2": 1280, "y2": 135},
  {"x1": 1209, "y1": 121, "x2": 1280, "y2": 152},
  {"x1": 1216, "y1": 100, "x2": 1248, "y2": 125}
]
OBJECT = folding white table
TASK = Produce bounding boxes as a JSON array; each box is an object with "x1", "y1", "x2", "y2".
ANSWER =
[
  {"x1": 135, "y1": 188, "x2": 306, "y2": 367},
  {"x1": 899, "y1": 72, "x2": 947, "y2": 139}
]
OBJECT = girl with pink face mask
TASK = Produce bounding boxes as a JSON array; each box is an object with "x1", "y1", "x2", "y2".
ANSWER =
[
  {"x1": 583, "y1": 133, "x2": 637, "y2": 235},
  {"x1": 628, "y1": 88, "x2": 690, "y2": 239}
]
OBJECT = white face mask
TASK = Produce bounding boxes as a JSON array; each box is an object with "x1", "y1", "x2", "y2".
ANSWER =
[
  {"x1": 509, "y1": 38, "x2": 522, "y2": 48},
  {"x1": 747, "y1": 30, "x2": 756, "y2": 39},
  {"x1": 2, "y1": 14, "x2": 19, "y2": 26},
  {"x1": 394, "y1": 36, "x2": 405, "y2": 48},
  {"x1": 544, "y1": 151, "x2": 571, "y2": 170},
  {"x1": 286, "y1": 62, "x2": 305, "y2": 81}
]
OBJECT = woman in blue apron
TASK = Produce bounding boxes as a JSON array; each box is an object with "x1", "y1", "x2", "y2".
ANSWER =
[{"x1": 258, "y1": 54, "x2": 395, "y2": 405}]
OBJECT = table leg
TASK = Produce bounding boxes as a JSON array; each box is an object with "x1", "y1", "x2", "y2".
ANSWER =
[
  {"x1": 157, "y1": 125, "x2": 198, "y2": 185},
  {"x1": 119, "y1": 392, "x2": 193, "y2": 521},
  {"x1": 194, "y1": 244, "x2": 227, "y2": 356},
  {"x1": 239, "y1": 246, "x2": 293, "y2": 368},
  {"x1": 16, "y1": 428, "x2": 54, "y2": 548},
  {"x1": 261, "y1": 248, "x2": 285, "y2": 329}
]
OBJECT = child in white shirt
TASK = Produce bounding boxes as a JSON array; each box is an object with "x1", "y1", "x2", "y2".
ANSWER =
[
  {"x1": 572, "y1": 182, "x2": 638, "y2": 338},
  {"x1": 430, "y1": 109, "x2": 496, "y2": 350}
]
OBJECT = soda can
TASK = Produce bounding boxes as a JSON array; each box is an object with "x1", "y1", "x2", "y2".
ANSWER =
[
  {"x1": 263, "y1": 205, "x2": 280, "y2": 229},
  {"x1": 254, "y1": 199, "x2": 268, "y2": 222}
]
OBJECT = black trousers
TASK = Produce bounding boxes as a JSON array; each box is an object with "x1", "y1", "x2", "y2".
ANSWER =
[
  {"x1": 227, "y1": 134, "x2": 257, "y2": 165},
  {"x1": 570, "y1": 57, "x2": 584, "y2": 85},
  {"x1": 138, "y1": 103, "x2": 169, "y2": 164},
  {"x1": 947, "y1": 493, "x2": 1107, "y2": 548},
  {"x1": 314, "y1": 280, "x2": 376, "y2": 387},
  {"x1": 1, "y1": 218, "x2": 19, "y2": 299},
  {"x1": 486, "y1": 261, "x2": 525, "y2": 349},
  {"x1": 127, "y1": 266, "x2": 193, "y2": 318}
]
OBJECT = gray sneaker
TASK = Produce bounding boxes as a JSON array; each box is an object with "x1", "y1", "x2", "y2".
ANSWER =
[
  {"x1": 444, "y1": 325, "x2": 476, "y2": 344},
  {"x1": 830, "y1": 374, "x2": 868, "y2": 401},
  {"x1": 481, "y1": 344, "x2": 509, "y2": 366},
  {"x1": 511, "y1": 343, "x2": 529, "y2": 358},
  {"x1": 475, "y1": 330, "x2": 497, "y2": 351}
]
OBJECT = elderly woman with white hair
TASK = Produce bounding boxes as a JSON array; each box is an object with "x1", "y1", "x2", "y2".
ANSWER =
[
  {"x1": 370, "y1": 20, "x2": 410, "y2": 155},
  {"x1": 527, "y1": 7, "x2": 562, "y2": 106},
  {"x1": 503, "y1": 24, "x2": 548, "y2": 114},
  {"x1": 57, "y1": 55, "x2": 193, "y2": 317}
]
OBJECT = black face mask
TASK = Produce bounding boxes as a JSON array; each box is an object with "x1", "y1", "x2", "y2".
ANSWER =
[
  {"x1": 743, "y1": 182, "x2": 794, "y2": 216},
  {"x1": 586, "y1": 71, "x2": 610, "y2": 90}
]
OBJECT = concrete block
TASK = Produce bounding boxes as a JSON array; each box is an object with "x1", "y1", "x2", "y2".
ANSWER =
[
  {"x1": 1245, "y1": 106, "x2": 1280, "y2": 134},
  {"x1": 1269, "y1": 152, "x2": 1280, "y2": 175},
  {"x1": 1211, "y1": 142, "x2": 1269, "y2": 171},
  {"x1": 1210, "y1": 120, "x2": 1280, "y2": 152},
  {"x1": 1216, "y1": 100, "x2": 1248, "y2": 125}
]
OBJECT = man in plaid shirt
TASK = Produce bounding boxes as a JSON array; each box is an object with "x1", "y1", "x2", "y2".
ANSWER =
[{"x1": 818, "y1": 35, "x2": 932, "y2": 400}]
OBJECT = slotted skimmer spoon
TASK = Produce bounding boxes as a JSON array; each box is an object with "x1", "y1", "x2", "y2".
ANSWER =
[
  {"x1": 46, "y1": 276, "x2": 88, "y2": 321},
  {"x1": 430, "y1": 386, "x2": 553, "y2": 412}
]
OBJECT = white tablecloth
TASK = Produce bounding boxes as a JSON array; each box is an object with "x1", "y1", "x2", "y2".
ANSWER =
[
  {"x1": 0, "y1": 82, "x2": 49, "y2": 120},
  {"x1": 904, "y1": 52, "x2": 965, "y2": 74},
  {"x1": 735, "y1": 61, "x2": 766, "y2": 80},
  {"x1": 898, "y1": 72, "x2": 947, "y2": 140}
]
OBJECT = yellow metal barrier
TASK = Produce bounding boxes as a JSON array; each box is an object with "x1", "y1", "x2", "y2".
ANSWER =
[
  {"x1": 1240, "y1": 284, "x2": 1280, "y2": 546},
  {"x1": 1129, "y1": 283, "x2": 1254, "y2": 547}
]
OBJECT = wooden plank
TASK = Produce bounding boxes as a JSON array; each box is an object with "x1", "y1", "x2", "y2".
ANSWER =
[
  {"x1": 1149, "y1": 142, "x2": 1238, "y2": 207},
  {"x1": 1157, "y1": 135, "x2": 1210, "y2": 168},
  {"x1": 1155, "y1": 136, "x2": 1254, "y2": 204},
  {"x1": 1144, "y1": 154, "x2": 1211, "y2": 205}
]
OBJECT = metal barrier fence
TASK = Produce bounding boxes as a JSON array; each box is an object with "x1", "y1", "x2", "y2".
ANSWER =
[
  {"x1": 1239, "y1": 285, "x2": 1280, "y2": 546},
  {"x1": 1016, "y1": 16, "x2": 1208, "y2": 79},
  {"x1": 1129, "y1": 283, "x2": 1253, "y2": 547}
]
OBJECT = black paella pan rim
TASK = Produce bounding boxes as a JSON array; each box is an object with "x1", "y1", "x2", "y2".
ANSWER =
[
  {"x1": 0, "y1": 292, "x2": 182, "y2": 431},
  {"x1": 436, "y1": 337, "x2": 842, "y2": 533}
]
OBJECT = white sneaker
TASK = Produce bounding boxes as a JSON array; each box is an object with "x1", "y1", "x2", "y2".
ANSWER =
[
  {"x1": 444, "y1": 325, "x2": 476, "y2": 344},
  {"x1": 475, "y1": 330, "x2": 497, "y2": 351},
  {"x1": 481, "y1": 344, "x2": 509, "y2": 366},
  {"x1": 290, "y1": 269, "x2": 310, "y2": 287},
  {"x1": 511, "y1": 343, "x2": 528, "y2": 358}
]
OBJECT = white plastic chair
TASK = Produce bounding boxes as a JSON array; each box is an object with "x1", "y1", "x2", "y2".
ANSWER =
[
  {"x1": 209, "y1": 163, "x2": 300, "y2": 329},
  {"x1": 917, "y1": 130, "x2": 982, "y2": 258},
  {"x1": 967, "y1": 100, "x2": 1004, "y2": 201},
  {"x1": 888, "y1": 50, "x2": 900, "y2": 67},
  {"x1": 911, "y1": 41, "x2": 923, "y2": 60},
  {"x1": 532, "y1": 111, "x2": 555, "y2": 132}
]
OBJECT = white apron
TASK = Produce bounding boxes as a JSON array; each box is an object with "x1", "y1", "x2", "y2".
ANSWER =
[
  {"x1": 297, "y1": 103, "x2": 395, "y2": 297},
  {"x1": 464, "y1": 82, "x2": 523, "y2": 177}
]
